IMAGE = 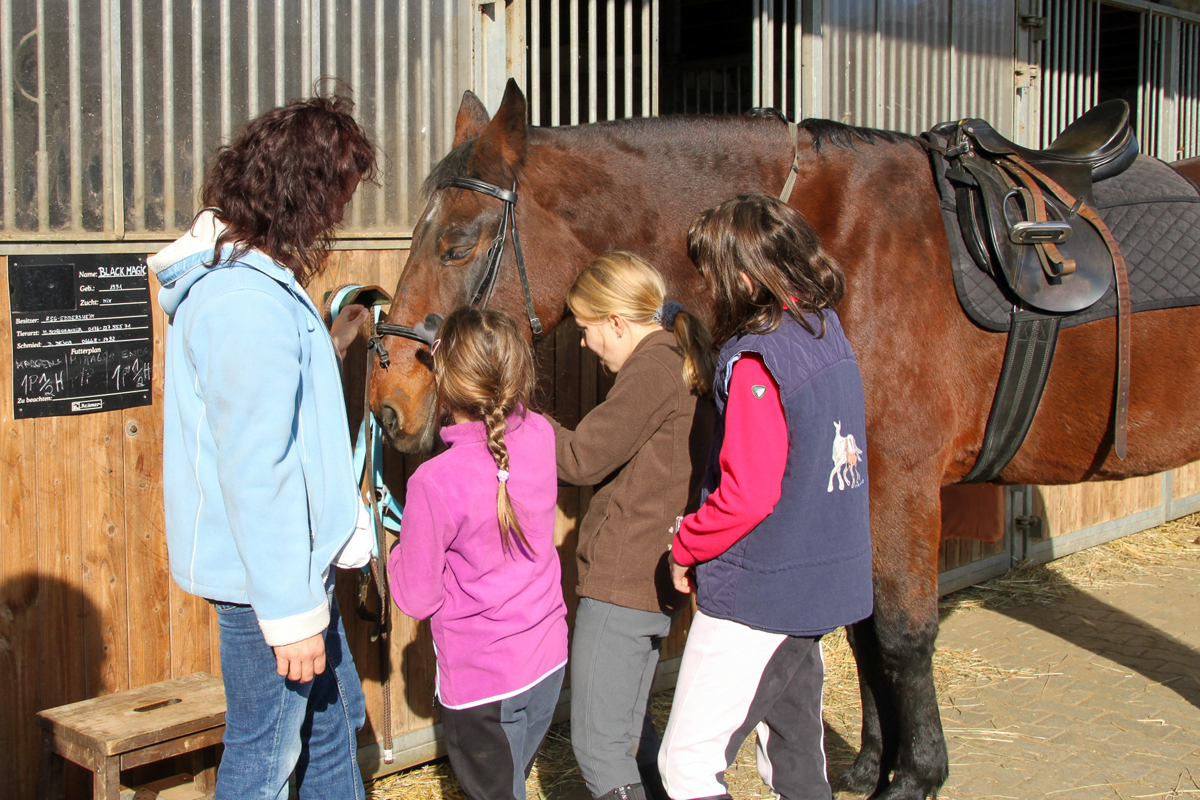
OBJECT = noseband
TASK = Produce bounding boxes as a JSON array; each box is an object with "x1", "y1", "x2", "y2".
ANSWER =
[{"x1": 371, "y1": 176, "x2": 544, "y2": 368}]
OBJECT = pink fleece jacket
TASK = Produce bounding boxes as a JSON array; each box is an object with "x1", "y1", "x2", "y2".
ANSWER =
[{"x1": 387, "y1": 410, "x2": 568, "y2": 709}]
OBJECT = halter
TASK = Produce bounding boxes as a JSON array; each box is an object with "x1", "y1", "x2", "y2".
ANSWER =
[{"x1": 371, "y1": 176, "x2": 544, "y2": 368}]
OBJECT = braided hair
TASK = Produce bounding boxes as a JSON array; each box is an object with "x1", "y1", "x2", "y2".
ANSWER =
[{"x1": 431, "y1": 308, "x2": 537, "y2": 554}]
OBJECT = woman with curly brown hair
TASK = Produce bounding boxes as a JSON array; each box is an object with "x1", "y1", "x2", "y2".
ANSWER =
[{"x1": 150, "y1": 96, "x2": 377, "y2": 799}]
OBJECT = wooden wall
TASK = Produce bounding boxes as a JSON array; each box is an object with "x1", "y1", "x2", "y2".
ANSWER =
[
  {"x1": 0, "y1": 253, "x2": 218, "y2": 799},
  {"x1": 1034, "y1": 474, "x2": 1163, "y2": 537},
  {"x1": 0, "y1": 246, "x2": 1184, "y2": 793}
]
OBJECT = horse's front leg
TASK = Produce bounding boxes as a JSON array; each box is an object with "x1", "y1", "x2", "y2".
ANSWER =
[
  {"x1": 838, "y1": 481, "x2": 948, "y2": 800},
  {"x1": 839, "y1": 620, "x2": 885, "y2": 795}
]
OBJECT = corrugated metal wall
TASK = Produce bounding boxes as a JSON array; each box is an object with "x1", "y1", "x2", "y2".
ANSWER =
[
  {"x1": 1039, "y1": 0, "x2": 1100, "y2": 146},
  {"x1": 1180, "y1": 20, "x2": 1200, "y2": 158},
  {"x1": 0, "y1": 0, "x2": 472, "y2": 241},
  {"x1": 753, "y1": 0, "x2": 1017, "y2": 137}
]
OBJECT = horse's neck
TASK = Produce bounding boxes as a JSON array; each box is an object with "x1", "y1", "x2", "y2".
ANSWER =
[{"x1": 525, "y1": 119, "x2": 793, "y2": 247}]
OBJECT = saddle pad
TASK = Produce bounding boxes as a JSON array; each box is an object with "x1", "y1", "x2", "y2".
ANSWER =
[{"x1": 929, "y1": 151, "x2": 1200, "y2": 331}]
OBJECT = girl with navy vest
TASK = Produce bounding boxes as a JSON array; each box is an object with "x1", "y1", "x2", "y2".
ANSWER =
[
  {"x1": 387, "y1": 308, "x2": 568, "y2": 800},
  {"x1": 658, "y1": 194, "x2": 874, "y2": 800}
]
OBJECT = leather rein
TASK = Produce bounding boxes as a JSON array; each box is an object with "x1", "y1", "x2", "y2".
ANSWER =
[{"x1": 370, "y1": 176, "x2": 544, "y2": 368}]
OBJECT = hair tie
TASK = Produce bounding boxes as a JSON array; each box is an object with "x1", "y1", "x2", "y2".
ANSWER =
[
  {"x1": 497, "y1": 469, "x2": 510, "y2": 483},
  {"x1": 653, "y1": 301, "x2": 686, "y2": 331}
]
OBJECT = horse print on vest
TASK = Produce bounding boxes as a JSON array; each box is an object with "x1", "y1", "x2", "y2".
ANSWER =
[{"x1": 828, "y1": 420, "x2": 865, "y2": 492}]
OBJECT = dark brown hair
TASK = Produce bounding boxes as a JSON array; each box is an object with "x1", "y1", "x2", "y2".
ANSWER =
[
  {"x1": 201, "y1": 95, "x2": 378, "y2": 286},
  {"x1": 687, "y1": 193, "x2": 846, "y2": 345},
  {"x1": 432, "y1": 308, "x2": 537, "y2": 554}
]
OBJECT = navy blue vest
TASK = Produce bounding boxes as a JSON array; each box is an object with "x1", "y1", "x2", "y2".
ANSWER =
[{"x1": 695, "y1": 311, "x2": 874, "y2": 636}]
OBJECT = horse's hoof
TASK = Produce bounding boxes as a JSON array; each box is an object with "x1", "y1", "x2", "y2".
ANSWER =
[
  {"x1": 835, "y1": 752, "x2": 884, "y2": 796},
  {"x1": 868, "y1": 773, "x2": 940, "y2": 800}
]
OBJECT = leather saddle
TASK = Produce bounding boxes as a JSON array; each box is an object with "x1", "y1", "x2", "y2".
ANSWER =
[
  {"x1": 929, "y1": 99, "x2": 1138, "y2": 314},
  {"x1": 926, "y1": 100, "x2": 1137, "y2": 477}
]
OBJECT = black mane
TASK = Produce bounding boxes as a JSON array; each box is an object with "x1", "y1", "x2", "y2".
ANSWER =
[{"x1": 799, "y1": 118, "x2": 915, "y2": 153}]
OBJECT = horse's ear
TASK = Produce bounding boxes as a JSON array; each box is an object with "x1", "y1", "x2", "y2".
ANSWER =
[
  {"x1": 453, "y1": 91, "x2": 491, "y2": 148},
  {"x1": 473, "y1": 79, "x2": 528, "y2": 181}
]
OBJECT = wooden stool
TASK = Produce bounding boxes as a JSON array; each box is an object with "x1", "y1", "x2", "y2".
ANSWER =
[{"x1": 36, "y1": 672, "x2": 226, "y2": 800}]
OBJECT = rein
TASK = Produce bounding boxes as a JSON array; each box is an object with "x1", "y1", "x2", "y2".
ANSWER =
[{"x1": 371, "y1": 176, "x2": 543, "y2": 367}]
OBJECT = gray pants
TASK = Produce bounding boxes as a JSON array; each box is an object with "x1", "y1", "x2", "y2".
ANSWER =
[{"x1": 571, "y1": 597, "x2": 675, "y2": 797}]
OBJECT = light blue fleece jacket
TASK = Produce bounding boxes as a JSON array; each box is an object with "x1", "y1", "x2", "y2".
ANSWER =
[{"x1": 151, "y1": 213, "x2": 359, "y2": 647}]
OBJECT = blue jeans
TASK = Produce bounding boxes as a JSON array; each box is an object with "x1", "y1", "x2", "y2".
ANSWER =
[{"x1": 214, "y1": 582, "x2": 366, "y2": 800}]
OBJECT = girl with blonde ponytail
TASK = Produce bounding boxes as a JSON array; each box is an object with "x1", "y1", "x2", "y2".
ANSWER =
[
  {"x1": 387, "y1": 308, "x2": 568, "y2": 800},
  {"x1": 547, "y1": 252, "x2": 715, "y2": 800}
]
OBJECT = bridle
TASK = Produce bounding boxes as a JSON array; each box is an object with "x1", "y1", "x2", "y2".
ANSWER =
[{"x1": 370, "y1": 176, "x2": 543, "y2": 368}]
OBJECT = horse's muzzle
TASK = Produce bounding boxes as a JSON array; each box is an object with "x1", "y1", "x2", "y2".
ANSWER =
[{"x1": 377, "y1": 397, "x2": 437, "y2": 454}]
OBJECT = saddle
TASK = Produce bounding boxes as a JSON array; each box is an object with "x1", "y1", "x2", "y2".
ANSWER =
[
  {"x1": 923, "y1": 100, "x2": 1136, "y2": 480},
  {"x1": 930, "y1": 100, "x2": 1137, "y2": 315}
]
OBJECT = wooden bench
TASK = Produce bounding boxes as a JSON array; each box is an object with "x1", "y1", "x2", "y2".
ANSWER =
[{"x1": 36, "y1": 672, "x2": 226, "y2": 800}]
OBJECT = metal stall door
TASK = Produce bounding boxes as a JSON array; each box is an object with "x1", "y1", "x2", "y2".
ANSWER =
[
  {"x1": 1037, "y1": 1, "x2": 1200, "y2": 162},
  {"x1": 750, "y1": 0, "x2": 804, "y2": 121},
  {"x1": 1137, "y1": 11, "x2": 1176, "y2": 160},
  {"x1": 0, "y1": 0, "x2": 473, "y2": 241},
  {"x1": 1179, "y1": 19, "x2": 1200, "y2": 159},
  {"x1": 1038, "y1": 0, "x2": 1099, "y2": 146},
  {"x1": 525, "y1": 0, "x2": 659, "y2": 126},
  {"x1": 803, "y1": 0, "x2": 1016, "y2": 136}
]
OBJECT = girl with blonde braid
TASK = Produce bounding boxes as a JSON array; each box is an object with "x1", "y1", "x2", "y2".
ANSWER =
[{"x1": 387, "y1": 308, "x2": 568, "y2": 800}]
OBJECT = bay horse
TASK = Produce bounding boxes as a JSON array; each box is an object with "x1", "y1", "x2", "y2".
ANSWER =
[{"x1": 369, "y1": 79, "x2": 1200, "y2": 799}]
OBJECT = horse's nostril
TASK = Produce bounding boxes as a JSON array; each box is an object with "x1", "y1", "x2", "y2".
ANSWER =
[{"x1": 378, "y1": 402, "x2": 403, "y2": 437}]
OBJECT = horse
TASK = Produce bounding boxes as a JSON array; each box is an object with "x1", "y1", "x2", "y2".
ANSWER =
[{"x1": 369, "y1": 79, "x2": 1200, "y2": 799}]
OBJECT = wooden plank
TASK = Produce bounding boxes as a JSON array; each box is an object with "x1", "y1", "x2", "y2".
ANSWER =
[
  {"x1": 0, "y1": 256, "x2": 44, "y2": 800},
  {"x1": 78, "y1": 405, "x2": 130, "y2": 699},
  {"x1": 46, "y1": 732, "x2": 101, "y2": 772},
  {"x1": 37, "y1": 733, "x2": 68, "y2": 799},
  {"x1": 36, "y1": 411, "x2": 87, "y2": 709},
  {"x1": 554, "y1": 319, "x2": 581, "y2": 427},
  {"x1": 1033, "y1": 474, "x2": 1162, "y2": 538},
  {"x1": 1172, "y1": 459, "x2": 1200, "y2": 500},
  {"x1": 120, "y1": 728, "x2": 224, "y2": 770},
  {"x1": 36, "y1": 673, "x2": 225, "y2": 756},
  {"x1": 98, "y1": 755, "x2": 121, "y2": 800},
  {"x1": 169, "y1": 583, "x2": 214, "y2": 680},
  {"x1": 124, "y1": 298, "x2": 172, "y2": 689}
]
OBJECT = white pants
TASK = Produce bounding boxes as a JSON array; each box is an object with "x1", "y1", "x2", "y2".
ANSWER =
[{"x1": 658, "y1": 611, "x2": 830, "y2": 800}]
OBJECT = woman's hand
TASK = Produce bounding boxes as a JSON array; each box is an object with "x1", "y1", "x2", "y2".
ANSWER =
[
  {"x1": 669, "y1": 551, "x2": 694, "y2": 594},
  {"x1": 330, "y1": 303, "x2": 370, "y2": 359},
  {"x1": 273, "y1": 633, "x2": 327, "y2": 683}
]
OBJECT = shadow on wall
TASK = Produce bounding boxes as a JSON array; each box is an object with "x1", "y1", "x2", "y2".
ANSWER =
[{"x1": 0, "y1": 572, "x2": 104, "y2": 799}]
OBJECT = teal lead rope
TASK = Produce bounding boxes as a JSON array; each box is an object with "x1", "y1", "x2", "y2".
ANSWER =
[{"x1": 353, "y1": 301, "x2": 402, "y2": 764}]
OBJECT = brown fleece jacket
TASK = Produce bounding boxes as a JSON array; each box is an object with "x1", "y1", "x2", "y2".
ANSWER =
[{"x1": 548, "y1": 330, "x2": 713, "y2": 614}]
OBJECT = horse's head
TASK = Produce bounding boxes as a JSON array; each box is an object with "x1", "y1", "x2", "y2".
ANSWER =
[{"x1": 370, "y1": 80, "x2": 550, "y2": 453}]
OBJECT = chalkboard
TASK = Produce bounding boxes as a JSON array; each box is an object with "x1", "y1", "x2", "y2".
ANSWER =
[{"x1": 9, "y1": 254, "x2": 153, "y2": 418}]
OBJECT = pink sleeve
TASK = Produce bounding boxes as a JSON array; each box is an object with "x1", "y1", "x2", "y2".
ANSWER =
[
  {"x1": 671, "y1": 354, "x2": 787, "y2": 566},
  {"x1": 387, "y1": 475, "x2": 450, "y2": 620}
]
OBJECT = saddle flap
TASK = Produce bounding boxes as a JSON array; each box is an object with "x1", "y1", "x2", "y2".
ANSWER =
[{"x1": 950, "y1": 155, "x2": 1112, "y2": 314}]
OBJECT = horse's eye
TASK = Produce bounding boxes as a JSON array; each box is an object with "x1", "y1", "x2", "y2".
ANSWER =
[{"x1": 444, "y1": 246, "x2": 472, "y2": 263}]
